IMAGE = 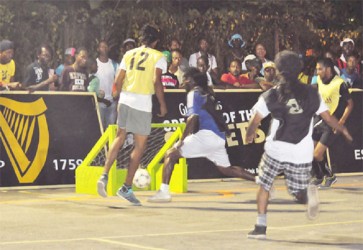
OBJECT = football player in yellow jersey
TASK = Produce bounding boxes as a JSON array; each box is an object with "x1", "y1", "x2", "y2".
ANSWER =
[
  {"x1": 311, "y1": 58, "x2": 354, "y2": 188},
  {"x1": 97, "y1": 24, "x2": 167, "y2": 205}
]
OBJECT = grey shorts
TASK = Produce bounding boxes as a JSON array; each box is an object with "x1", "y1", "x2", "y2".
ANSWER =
[
  {"x1": 257, "y1": 153, "x2": 312, "y2": 194},
  {"x1": 117, "y1": 103, "x2": 152, "y2": 136}
]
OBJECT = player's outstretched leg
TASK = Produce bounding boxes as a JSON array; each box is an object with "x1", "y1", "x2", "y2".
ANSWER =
[{"x1": 148, "y1": 147, "x2": 180, "y2": 203}]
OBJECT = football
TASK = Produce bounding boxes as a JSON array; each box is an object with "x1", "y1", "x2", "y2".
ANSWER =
[{"x1": 133, "y1": 168, "x2": 151, "y2": 189}]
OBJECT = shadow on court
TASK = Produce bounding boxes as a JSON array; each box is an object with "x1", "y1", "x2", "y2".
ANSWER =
[{"x1": 0, "y1": 175, "x2": 362, "y2": 250}]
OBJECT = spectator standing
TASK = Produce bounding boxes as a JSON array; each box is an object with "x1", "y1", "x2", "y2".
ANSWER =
[
  {"x1": 337, "y1": 38, "x2": 360, "y2": 73},
  {"x1": 242, "y1": 58, "x2": 262, "y2": 82},
  {"x1": 189, "y1": 37, "x2": 218, "y2": 78},
  {"x1": 23, "y1": 44, "x2": 57, "y2": 91},
  {"x1": 254, "y1": 43, "x2": 270, "y2": 75},
  {"x1": 340, "y1": 53, "x2": 362, "y2": 88},
  {"x1": 196, "y1": 55, "x2": 214, "y2": 87},
  {"x1": 169, "y1": 49, "x2": 184, "y2": 86},
  {"x1": 223, "y1": 33, "x2": 246, "y2": 73},
  {"x1": 220, "y1": 59, "x2": 257, "y2": 89},
  {"x1": 119, "y1": 38, "x2": 136, "y2": 63},
  {"x1": 55, "y1": 47, "x2": 76, "y2": 78},
  {"x1": 161, "y1": 50, "x2": 179, "y2": 89},
  {"x1": 96, "y1": 40, "x2": 118, "y2": 130},
  {"x1": 255, "y1": 62, "x2": 278, "y2": 91},
  {"x1": 0, "y1": 40, "x2": 17, "y2": 86},
  {"x1": 59, "y1": 47, "x2": 89, "y2": 91},
  {"x1": 168, "y1": 38, "x2": 189, "y2": 72}
]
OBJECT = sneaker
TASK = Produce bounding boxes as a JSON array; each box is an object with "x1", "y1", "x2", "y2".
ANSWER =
[
  {"x1": 321, "y1": 175, "x2": 337, "y2": 188},
  {"x1": 147, "y1": 190, "x2": 172, "y2": 203},
  {"x1": 97, "y1": 175, "x2": 108, "y2": 198},
  {"x1": 310, "y1": 177, "x2": 323, "y2": 186},
  {"x1": 247, "y1": 225, "x2": 267, "y2": 239},
  {"x1": 117, "y1": 187, "x2": 141, "y2": 206},
  {"x1": 307, "y1": 184, "x2": 319, "y2": 220}
]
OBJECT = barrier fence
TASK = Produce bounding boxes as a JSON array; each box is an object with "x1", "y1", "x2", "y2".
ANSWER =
[{"x1": 0, "y1": 89, "x2": 362, "y2": 187}]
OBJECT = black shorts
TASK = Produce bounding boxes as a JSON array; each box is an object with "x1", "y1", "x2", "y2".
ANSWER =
[{"x1": 312, "y1": 119, "x2": 339, "y2": 147}]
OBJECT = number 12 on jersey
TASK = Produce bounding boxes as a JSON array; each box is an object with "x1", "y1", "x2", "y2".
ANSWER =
[{"x1": 130, "y1": 51, "x2": 149, "y2": 71}]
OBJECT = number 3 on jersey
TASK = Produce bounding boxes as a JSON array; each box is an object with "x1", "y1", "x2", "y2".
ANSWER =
[{"x1": 130, "y1": 51, "x2": 149, "y2": 71}]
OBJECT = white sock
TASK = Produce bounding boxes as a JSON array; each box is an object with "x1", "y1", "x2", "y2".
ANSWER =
[
  {"x1": 160, "y1": 183, "x2": 170, "y2": 193},
  {"x1": 257, "y1": 214, "x2": 267, "y2": 226}
]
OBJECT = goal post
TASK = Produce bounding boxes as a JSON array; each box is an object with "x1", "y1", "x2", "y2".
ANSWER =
[{"x1": 75, "y1": 123, "x2": 187, "y2": 196}]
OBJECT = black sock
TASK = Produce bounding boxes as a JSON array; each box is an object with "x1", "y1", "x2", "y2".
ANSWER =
[
  {"x1": 121, "y1": 184, "x2": 132, "y2": 192},
  {"x1": 312, "y1": 160, "x2": 324, "y2": 179},
  {"x1": 318, "y1": 159, "x2": 333, "y2": 177}
]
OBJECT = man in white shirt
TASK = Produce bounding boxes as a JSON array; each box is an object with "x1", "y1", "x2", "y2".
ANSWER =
[
  {"x1": 189, "y1": 37, "x2": 218, "y2": 78},
  {"x1": 96, "y1": 40, "x2": 118, "y2": 130}
]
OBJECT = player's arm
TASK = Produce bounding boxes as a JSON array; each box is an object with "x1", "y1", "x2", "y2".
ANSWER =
[
  {"x1": 154, "y1": 61, "x2": 167, "y2": 117},
  {"x1": 245, "y1": 96, "x2": 269, "y2": 144},
  {"x1": 114, "y1": 69, "x2": 125, "y2": 94},
  {"x1": 245, "y1": 111, "x2": 264, "y2": 144},
  {"x1": 338, "y1": 83, "x2": 354, "y2": 125},
  {"x1": 320, "y1": 110, "x2": 352, "y2": 142}
]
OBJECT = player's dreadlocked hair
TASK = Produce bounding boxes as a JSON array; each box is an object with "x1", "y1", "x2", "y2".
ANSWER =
[
  {"x1": 140, "y1": 24, "x2": 160, "y2": 46},
  {"x1": 275, "y1": 50, "x2": 308, "y2": 106},
  {"x1": 184, "y1": 67, "x2": 209, "y2": 93}
]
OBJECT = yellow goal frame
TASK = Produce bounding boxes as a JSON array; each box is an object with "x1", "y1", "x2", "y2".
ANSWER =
[{"x1": 75, "y1": 123, "x2": 187, "y2": 196}]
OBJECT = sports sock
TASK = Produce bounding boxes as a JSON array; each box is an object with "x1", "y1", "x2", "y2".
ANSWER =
[
  {"x1": 121, "y1": 184, "x2": 132, "y2": 193},
  {"x1": 101, "y1": 173, "x2": 108, "y2": 178},
  {"x1": 256, "y1": 214, "x2": 267, "y2": 226},
  {"x1": 320, "y1": 160, "x2": 333, "y2": 177},
  {"x1": 312, "y1": 160, "x2": 324, "y2": 179},
  {"x1": 160, "y1": 183, "x2": 170, "y2": 193}
]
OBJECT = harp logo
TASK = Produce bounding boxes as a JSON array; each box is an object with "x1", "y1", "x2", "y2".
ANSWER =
[{"x1": 0, "y1": 97, "x2": 49, "y2": 183}]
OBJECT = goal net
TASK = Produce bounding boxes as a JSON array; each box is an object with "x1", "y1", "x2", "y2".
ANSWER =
[{"x1": 75, "y1": 123, "x2": 187, "y2": 196}]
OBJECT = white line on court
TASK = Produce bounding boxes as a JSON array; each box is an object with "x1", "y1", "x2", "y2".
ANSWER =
[
  {"x1": 0, "y1": 220, "x2": 362, "y2": 246},
  {"x1": 89, "y1": 238, "x2": 167, "y2": 250}
]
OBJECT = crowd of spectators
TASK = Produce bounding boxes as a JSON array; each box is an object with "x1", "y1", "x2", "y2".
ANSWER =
[{"x1": 0, "y1": 34, "x2": 361, "y2": 110}]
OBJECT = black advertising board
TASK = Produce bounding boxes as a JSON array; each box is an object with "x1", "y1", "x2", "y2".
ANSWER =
[
  {"x1": 0, "y1": 92, "x2": 102, "y2": 187},
  {"x1": 328, "y1": 91, "x2": 363, "y2": 173},
  {"x1": 153, "y1": 89, "x2": 363, "y2": 179},
  {"x1": 0, "y1": 89, "x2": 361, "y2": 186}
]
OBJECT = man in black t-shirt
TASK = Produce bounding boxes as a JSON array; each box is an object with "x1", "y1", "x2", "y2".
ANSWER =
[
  {"x1": 60, "y1": 47, "x2": 89, "y2": 92},
  {"x1": 23, "y1": 44, "x2": 57, "y2": 91}
]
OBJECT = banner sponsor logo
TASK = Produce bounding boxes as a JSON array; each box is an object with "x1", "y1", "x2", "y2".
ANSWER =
[{"x1": 0, "y1": 97, "x2": 49, "y2": 183}]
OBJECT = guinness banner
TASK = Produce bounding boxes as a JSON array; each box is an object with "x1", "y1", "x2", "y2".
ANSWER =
[
  {"x1": 153, "y1": 89, "x2": 363, "y2": 179},
  {"x1": 0, "y1": 92, "x2": 102, "y2": 187},
  {"x1": 0, "y1": 90, "x2": 362, "y2": 186}
]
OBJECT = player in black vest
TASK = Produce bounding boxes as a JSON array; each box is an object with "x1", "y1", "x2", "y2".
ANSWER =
[{"x1": 245, "y1": 51, "x2": 352, "y2": 239}]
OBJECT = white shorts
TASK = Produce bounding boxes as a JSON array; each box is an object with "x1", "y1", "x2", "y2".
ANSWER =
[{"x1": 178, "y1": 130, "x2": 230, "y2": 167}]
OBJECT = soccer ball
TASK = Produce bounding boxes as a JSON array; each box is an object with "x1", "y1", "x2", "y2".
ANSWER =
[{"x1": 133, "y1": 168, "x2": 151, "y2": 189}]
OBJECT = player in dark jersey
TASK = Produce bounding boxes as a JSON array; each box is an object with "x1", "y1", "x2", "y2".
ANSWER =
[{"x1": 245, "y1": 51, "x2": 352, "y2": 239}]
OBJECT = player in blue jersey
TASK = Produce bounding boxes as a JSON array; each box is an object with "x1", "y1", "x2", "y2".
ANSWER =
[{"x1": 148, "y1": 67, "x2": 256, "y2": 203}]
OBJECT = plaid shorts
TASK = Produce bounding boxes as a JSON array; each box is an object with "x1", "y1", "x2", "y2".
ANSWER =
[{"x1": 257, "y1": 153, "x2": 312, "y2": 194}]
